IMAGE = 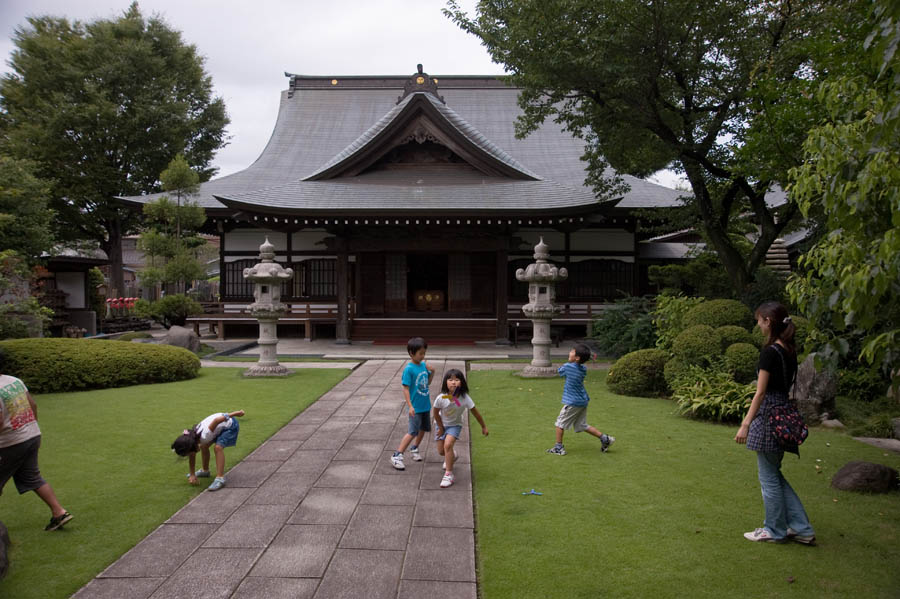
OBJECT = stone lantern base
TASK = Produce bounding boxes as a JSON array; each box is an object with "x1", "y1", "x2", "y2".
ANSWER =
[
  {"x1": 518, "y1": 365, "x2": 558, "y2": 378},
  {"x1": 243, "y1": 364, "x2": 290, "y2": 377}
]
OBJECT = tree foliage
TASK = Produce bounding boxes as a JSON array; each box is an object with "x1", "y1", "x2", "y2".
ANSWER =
[
  {"x1": 0, "y1": 156, "x2": 54, "y2": 262},
  {"x1": 138, "y1": 155, "x2": 208, "y2": 290},
  {"x1": 787, "y1": 0, "x2": 900, "y2": 378},
  {"x1": 0, "y1": 2, "x2": 228, "y2": 294},
  {"x1": 445, "y1": 0, "x2": 859, "y2": 291}
]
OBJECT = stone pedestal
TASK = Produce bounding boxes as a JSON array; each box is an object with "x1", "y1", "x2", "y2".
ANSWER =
[
  {"x1": 242, "y1": 238, "x2": 294, "y2": 377},
  {"x1": 516, "y1": 238, "x2": 567, "y2": 378}
]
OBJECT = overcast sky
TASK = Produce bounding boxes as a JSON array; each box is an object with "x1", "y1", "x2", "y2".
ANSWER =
[{"x1": 1, "y1": 0, "x2": 681, "y2": 188}]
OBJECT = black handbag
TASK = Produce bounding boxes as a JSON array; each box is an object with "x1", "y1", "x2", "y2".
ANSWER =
[{"x1": 769, "y1": 345, "x2": 808, "y2": 447}]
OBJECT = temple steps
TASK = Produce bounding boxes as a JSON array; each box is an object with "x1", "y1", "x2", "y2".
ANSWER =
[{"x1": 350, "y1": 317, "x2": 498, "y2": 343}]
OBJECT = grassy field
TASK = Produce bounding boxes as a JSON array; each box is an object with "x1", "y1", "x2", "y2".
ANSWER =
[
  {"x1": 468, "y1": 369, "x2": 900, "y2": 599},
  {"x1": 0, "y1": 367, "x2": 349, "y2": 599}
]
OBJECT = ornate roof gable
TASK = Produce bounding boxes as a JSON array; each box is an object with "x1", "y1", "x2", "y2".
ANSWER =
[{"x1": 304, "y1": 66, "x2": 540, "y2": 182}]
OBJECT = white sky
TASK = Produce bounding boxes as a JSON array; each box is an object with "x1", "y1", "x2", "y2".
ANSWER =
[{"x1": 0, "y1": 0, "x2": 682, "y2": 188}]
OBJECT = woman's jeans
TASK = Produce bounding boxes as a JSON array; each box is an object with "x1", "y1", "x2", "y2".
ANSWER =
[{"x1": 757, "y1": 451, "x2": 815, "y2": 539}]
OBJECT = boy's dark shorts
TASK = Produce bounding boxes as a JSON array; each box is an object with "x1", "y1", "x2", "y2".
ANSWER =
[
  {"x1": 407, "y1": 412, "x2": 432, "y2": 436},
  {"x1": 0, "y1": 435, "x2": 47, "y2": 495}
]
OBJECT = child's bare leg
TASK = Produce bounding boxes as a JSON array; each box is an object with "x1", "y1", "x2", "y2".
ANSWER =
[
  {"x1": 556, "y1": 427, "x2": 565, "y2": 444},
  {"x1": 34, "y1": 482, "x2": 67, "y2": 517},
  {"x1": 213, "y1": 445, "x2": 226, "y2": 478},
  {"x1": 200, "y1": 445, "x2": 211, "y2": 471},
  {"x1": 444, "y1": 436, "x2": 457, "y2": 472},
  {"x1": 414, "y1": 430, "x2": 425, "y2": 449},
  {"x1": 585, "y1": 426, "x2": 604, "y2": 439},
  {"x1": 396, "y1": 433, "x2": 415, "y2": 453},
  {"x1": 436, "y1": 437, "x2": 445, "y2": 456}
]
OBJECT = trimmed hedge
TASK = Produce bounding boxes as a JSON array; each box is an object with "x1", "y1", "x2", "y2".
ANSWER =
[
  {"x1": 682, "y1": 299, "x2": 753, "y2": 330},
  {"x1": 663, "y1": 357, "x2": 692, "y2": 390},
  {"x1": 725, "y1": 342, "x2": 759, "y2": 384},
  {"x1": 672, "y1": 325, "x2": 722, "y2": 366},
  {"x1": 0, "y1": 338, "x2": 200, "y2": 393},
  {"x1": 607, "y1": 348, "x2": 669, "y2": 397},
  {"x1": 717, "y1": 325, "x2": 755, "y2": 351}
]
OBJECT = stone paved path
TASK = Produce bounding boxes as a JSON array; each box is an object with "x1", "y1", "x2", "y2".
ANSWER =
[{"x1": 72, "y1": 359, "x2": 477, "y2": 599}]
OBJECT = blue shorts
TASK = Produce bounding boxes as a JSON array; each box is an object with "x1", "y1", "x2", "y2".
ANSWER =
[
  {"x1": 436, "y1": 425, "x2": 462, "y2": 441},
  {"x1": 215, "y1": 419, "x2": 240, "y2": 448},
  {"x1": 407, "y1": 412, "x2": 431, "y2": 436}
]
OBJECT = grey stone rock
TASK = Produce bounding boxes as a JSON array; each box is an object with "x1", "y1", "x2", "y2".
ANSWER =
[
  {"x1": 794, "y1": 354, "x2": 837, "y2": 425},
  {"x1": 893, "y1": 417, "x2": 900, "y2": 440},
  {"x1": 161, "y1": 325, "x2": 201, "y2": 353},
  {"x1": 831, "y1": 461, "x2": 900, "y2": 493},
  {"x1": 820, "y1": 419, "x2": 846, "y2": 429}
]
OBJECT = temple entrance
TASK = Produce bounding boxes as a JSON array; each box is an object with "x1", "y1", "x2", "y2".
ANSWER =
[{"x1": 407, "y1": 253, "x2": 448, "y2": 312}]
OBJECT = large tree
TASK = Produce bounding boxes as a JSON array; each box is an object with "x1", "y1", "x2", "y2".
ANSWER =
[
  {"x1": 0, "y1": 2, "x2": 228, "y2": 295},
  {"x1": 788, "y1": 0, "x2": 900, "y2": 377},
  {"x1": 445, "y1": 0, "x2": 858, "y2": 291},
  {"x1": 0, "y1": 156, "x2": 54, "y2": 262}
]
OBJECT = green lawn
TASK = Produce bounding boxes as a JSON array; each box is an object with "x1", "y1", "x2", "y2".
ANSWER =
[
  {"x1": 0, "y1": 367, "x2": 349, "y2": 599},
  {"x1": 468, "y1": 370, "x2": 900, "y2": 599}
]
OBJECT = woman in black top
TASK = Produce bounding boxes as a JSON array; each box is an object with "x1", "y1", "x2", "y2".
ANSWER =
[{"x1": 734, "y1": 302, "x2": 815, "y2": 544}]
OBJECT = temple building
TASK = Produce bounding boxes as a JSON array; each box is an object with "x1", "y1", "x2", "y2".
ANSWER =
[{"x1": 119, "y1": 66, "x2": 686, "y2": 343}]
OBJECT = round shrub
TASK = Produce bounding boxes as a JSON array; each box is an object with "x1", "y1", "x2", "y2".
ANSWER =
[
  {"x1": 725, "y1": 342, "x2": 759, "y2": 384},
  {"x1": 683, "y1": 299, "x2": 753, "y2": 330},
  {"x1": 607, "y1": 348, "x2": 669, "y2": 397},
  {"x1": 672, "y1": 325, "x2": 722, "y2": 366},
  {"x1": 0, "y1": 338, "x2": 200, "y2": 393},
  {"x1": 750, "y1": 325, "x2": 765, "y2": 347},
  {"x1": 663, "y1": 357, "x2": 692, "y2": 390},
  {"x1": 717, "y1": 325, "x2": 755, "y2": 350}
]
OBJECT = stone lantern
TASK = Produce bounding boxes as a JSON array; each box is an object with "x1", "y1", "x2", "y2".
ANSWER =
[
  {"x1": 516, "y1": 238, "x2": 568, "y2": 377},
  {"x1": 242, "y1": 238, "x2": 294, "y2": 377}
]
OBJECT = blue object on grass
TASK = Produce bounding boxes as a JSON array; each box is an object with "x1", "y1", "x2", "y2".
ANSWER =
[{"x1": 522, "y1": 489, "x2": 543, "y2": 495}]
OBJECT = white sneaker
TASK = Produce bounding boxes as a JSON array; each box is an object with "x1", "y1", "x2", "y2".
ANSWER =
[
  {"x1": 390, "y1": 453, "x2": 405, "y2": 470},
  {"x1": 440, "y1": 471, "x2": 454, "y2": 488},
  {"x1": 743, "y1": 527, "x2": 782, "y2": 543},
  {"x1": 410, "y1": 446, "x2": 423, "y2": 462}
]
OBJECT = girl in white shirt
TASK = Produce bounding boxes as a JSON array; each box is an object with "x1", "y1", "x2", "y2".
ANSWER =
[
  {"x1": 171, "y1": 410, "x2": 244, "y2": 491},
  {"x1": 432, "y1": 369, "x2": 488, "y2": 488}
]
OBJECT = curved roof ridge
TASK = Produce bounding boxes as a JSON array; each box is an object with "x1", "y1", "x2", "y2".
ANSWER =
[{"x1": 303, "y1": 91, "x2": 541, "y2": 181}]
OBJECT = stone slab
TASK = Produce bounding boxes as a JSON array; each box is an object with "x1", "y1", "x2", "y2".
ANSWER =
[
  {"x1": 245, "y1": 473, "x2": 313, "y2": 506},
  {"x1": 268, "y1": 424, "x2": 318, "y2": 442},
  {"x1": 397, "y1": 580, "x2": 477, "y2": 599},
  {"x1": 232, "y1": 578, "x2": 318, "y2": 599},
  {"x1": 289, "y1": 487, "x2": 363, "y2": 525},
  {"x1": 339, "y1": 504, "x2": 414, "y2": 550},
  {"x1": 348, "y1": 422, "x2": 394, "y2": 441},
  {"x1": 359, "y1": 474, "x2": 420, "y2": 506},
  {"x1": 402, "y1": 527, "x2": 475, "y2": 582},
  {"x1": 72, "y1": 577, "x2": 164, "y2": 599},
  {"x1": 100, "y1": 523, "x2": 218, "y2": 577},
  {"x1": 203, "y1": 504, "x2": 294, "y2": 548},
  {"x1": 223, "y1": 459, "x2": 281, "y2": 488},
  {"x1": 249, "y1": 524, "x2": 344, "y2": 578},
  {"x1": 413, "y1": 490, "x2": 473, "y2": 528},
  {"x1": 314, "y1": 549, "x2": 404, "y2": 599},
  {"x1": 334, "y1": 439, "x2": 386, "y2": 461},
  {"x1": 167, "y1": 488, "x2": 254, "y2": 524},
  {"x1": 301, "y1": 430, "x2": 353, "y2": 450},
  {"x1": 244, "y1": 439, "x2": 304, "y2": 462},
  {"x1": 149, "y1": 548, "x2": 261, "y2": 599},
  {"x1": 276, "y1": 449, "x2": 337, "y2": 475},
  {"x1": 314, "y1": 461, "x2": 373, "y2": 488}
]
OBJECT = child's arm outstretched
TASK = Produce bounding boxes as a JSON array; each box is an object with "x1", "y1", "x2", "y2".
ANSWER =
[{"x1": 470, "y1": 406, "x2": 489, "y2": 436}]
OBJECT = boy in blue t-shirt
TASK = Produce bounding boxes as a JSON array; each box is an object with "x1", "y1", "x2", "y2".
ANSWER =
[
  {"x1": 547, "y1": 343, "x2": 615, "y2": 456},
  {"x1": 391, "y1": 337, "x2": 435, "y2": 470}
]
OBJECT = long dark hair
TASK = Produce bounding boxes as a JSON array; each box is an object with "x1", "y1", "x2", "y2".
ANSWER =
[
  {"x1": 441, "y1": 368, "x2": 469, "y2": 396},
  {"x1": 171, "y1": 425, "x2": 201, "y2": 456},
  {"x1": 755, "y1": 301, "x2": 796, "y2": 355}
]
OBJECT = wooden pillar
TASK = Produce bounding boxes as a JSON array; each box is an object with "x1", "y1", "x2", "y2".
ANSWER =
[
  {"x1": 495, "y1": 247, "x2": 510, "y2": 344},
  {"x1": 218, "y1": 225, "x2": 226, "y2": 303},
  {"x1": 631, "y1": 218, "x2": 640, "y2": 296},
  {"x1": 335, "y1": 239, "x2": 350, "y2": 344}
]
